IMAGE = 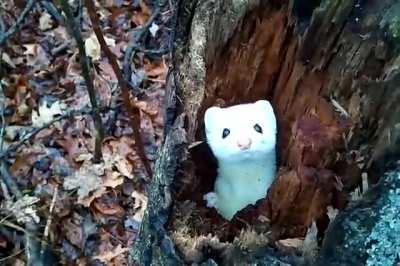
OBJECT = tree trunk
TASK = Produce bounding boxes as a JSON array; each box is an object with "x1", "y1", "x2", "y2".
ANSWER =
[{"x1": 130, "y1": 0, "x2": 400, "y2": 264}]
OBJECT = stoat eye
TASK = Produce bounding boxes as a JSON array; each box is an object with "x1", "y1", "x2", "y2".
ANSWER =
[
  {"x1": 254, "y1": 123, "x2": 263, "y2": 133},
  {"x1": 222, "y1": 128, "x2": 230, "y2": 138}
]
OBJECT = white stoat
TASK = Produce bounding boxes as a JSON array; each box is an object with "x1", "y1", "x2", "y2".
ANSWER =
[{"x1": 203, "y1": 100, "x2": 277, "y2": 220}]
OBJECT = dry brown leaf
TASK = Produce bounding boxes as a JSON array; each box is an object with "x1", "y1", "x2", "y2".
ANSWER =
[
  {"x1": 63, "y1": 160, "x2": 104, "y2": 204},
  {"x1": 64, "y1": 149, "x2": 135, "y2": 206},
  {"x1": 104, "y1": 152, "x2": 134, "y2": 179},
  {"x1": 98, "y1": 60, "x2": 117, "y2": 81},
  {"x1": 143, "y1": 58, "x2": 167, "y2": 79},
  {"x1": 104, "y1": 136, "x2": 136, "y2": 158},
  {"x1": 10, "y1": 150, "x2": 45, "y2": 177},
  {"x1": 92, "y1": 198, "x2": 125, "y2": 217},
  {"x1": 64, "y1": 218, "x2": 84, "y2": 248},
  {"x1": 103, "y1": 171, "x2": 125, "y2": 188},
  {"x1": 56, "y1": 136, "x2": 90, "y2": 161},
  {"x1": 131, "y1": 0, "x2": 151, "y2": 26},
  {"x1": 93, "y1": 244, "x2": 128, "y2": 264},
  {"x1": 80, "y1": 187, "x2": 107, "y2": 207}
]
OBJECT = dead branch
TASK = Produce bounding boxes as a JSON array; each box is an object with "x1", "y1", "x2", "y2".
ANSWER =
[
  {"x1": 0, "y1": 106, "x2": 115, "y2": 160},
  {"x1": 40, "y1": 185, "x2": 58, "y2": 263},
  {"x1": 39, "y1": 0, "x2": 65, "y2": 24},
  {"x1": 122, "y1": 0, "x2": 167, "y2": 89},
  {"x1": 0, "y1": 0, "x2": 36, "y2": 45},
  {"x1": 84, "y1": 0, "x2": 153, "y2": 179},
  {"x1": 58, "y1": 0, "x2": 105, "y2": 163}
]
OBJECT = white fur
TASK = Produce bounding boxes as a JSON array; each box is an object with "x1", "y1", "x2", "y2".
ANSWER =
[{"x1": 203, "y1": 100, "x2": 277, "y2": 220}]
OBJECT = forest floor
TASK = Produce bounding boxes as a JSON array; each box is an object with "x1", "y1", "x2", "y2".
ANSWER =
[{"x1": 0, "y1": 0, "x2": 171, "y2": 264}]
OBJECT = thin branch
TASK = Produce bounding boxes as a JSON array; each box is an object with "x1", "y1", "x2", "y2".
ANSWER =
[
  {"x1": 0, "y1": 15, "x2": 5, "y2": 33},
  {"x1": 85, "y1": 0, "x2": 153, "y2": 179},
  {"x1": 132, "y1": 47, "x2": 168, "y2": 57},
  {"x1": 0, "y1": 247, "x2": 24, "y2": 263},
  {"x1": 0, "y1": 0, "x2": 36, "y2": 46},
  {"x1": 59, "y1": 0, "x2": 105, "y2": 163},
  {"x1": 0, "y1": 74, "x2": 7, "y2": 152},
  {"x1": 40, "y1": 185, "x2": 58, "y2": 262},
  {"x1": 0, "y1": 162, "x2": 22, "y2": 199},
  {"x1": 0, "y1": 107, "x2": 113, "y2": 159},
  {"x1": 122, "y1": 1, "x2": 165, "y2": 86},
  {"x1": 0, "y1": 179, "x2": 10, "y2": 200},
  {"x1": 39, "y1": 0, "x2": 65, "y2": 24}
]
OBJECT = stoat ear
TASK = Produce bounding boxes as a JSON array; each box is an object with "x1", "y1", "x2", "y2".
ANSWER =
[
  {"x1": 254, "y1": 100, "x2": 277, "y2": 132},
  {"x1": 204, "y1": 106, "x2": 221, "y2": 130},
  {"x1": 254, "y1": 100, "x2": 274, "y2": 114}
]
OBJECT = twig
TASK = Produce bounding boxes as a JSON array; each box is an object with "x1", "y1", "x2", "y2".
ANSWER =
[
  {"x1": 0, "y1": 248, "x2": 24, "y2": 263},
  {"x1": 84, "y1": 0, "x2": 153, "y2": 179},
  {"x1": 133, "y1": 47, "x2": 168, "y2": 57},
  {"x1": 59, "y1": 0, "x2": 105, "y2": 163},
  {"x1": 0, "y1": 75, "x2": 7, "y2": 152},
  {"x1": 122, "y1": 1, "x2": 164, "y2": 86},
  {"x1": 0, "y1": 220, "x2": 27, "y2": 233},
  {"x1": 40, "y1": 185, "x2": 58, "y2": 262},
  {"x1": 0, "y1": 162, "x2": 22, "y2": 198},
  {"x1": 51, "y1": 41, "x2": 72, "y2": 55},
  {"x1": 0, "y1": 0, "x2": 36, "y2": 45},
  {"x1": 0, "y1": 179, "x2": 10, "y2": 200},
  {"x1": 39, "y1": 0, "x2": 65, "y2": 24},
  {"x1": 0, "y1": 107, "x2": 113, "y2": 159},
  {"x1": 0, "y1": 15, "x2": 5, "y2": 33}
]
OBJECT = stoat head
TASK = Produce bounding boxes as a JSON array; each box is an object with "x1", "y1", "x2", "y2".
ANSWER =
[{"x1": 204, "y1": 100, "x2": 277, "y2": 162}]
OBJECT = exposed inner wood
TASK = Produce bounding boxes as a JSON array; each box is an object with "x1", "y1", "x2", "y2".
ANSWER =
[
  {"x1": 172, "y1": 4, "x2": 348, "y2": 241},
  {"x1": 164, "y1": 0, "x2": 400, "y2": 263}
]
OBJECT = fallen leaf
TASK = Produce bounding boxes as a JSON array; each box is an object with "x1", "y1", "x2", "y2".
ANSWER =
[
  {"x1": 63, "y1": 216, "x2": 84, "y2": 248},
  {"x1": 23, "y1": 44, "x2": 50, "y2": 68},
  {"x1": 93, "y1": 197, "x2": 125, "y2": 217},
  {"x1": 143, "y1": 58, "x2": 167, "y2": 79},
  {"x1": 103, "y1": 152, "x2": 134, "y2": 179},
  {"x1": 131, "y1": 0, "x2": 151, "y2": 26},
  {"x1": 93, "y1": 72, "x2": 112, "y2": 107},
  {"x1": 56, "y1": 136, "x2": 90, "y2": 161},
  {"x1": 63, "y1": 160, "x2": 104, "y2": 203},
  {"x1": 10, "y1": 150, "x2": 45, "y2": 177},
  {"x1": 85, "y1": 33, "x2": 116, "y2": 61},
  {"x1": 98, "y1": 60, "x2": 117, "y2": 81},
  {"x1": 2, "y1": 195, "x2": 40, "y2": 224},
  {"x1": 4, "y1": 125, "x2": 29, "y2": 141},
  {"x1": 93, "y1": 244, "x2": 128, "y2": 263},
  {"x1": 39, "y1": 12, "x2": 53, "y2": 31},
  {"x1": 103, "y1": 171, "x2": 124, "y2": 188},
  {"x1": 277, "y1": 238, "x2": 304, "y2": 249},
  {"x1": 31, "y1": 100, "x2": 65, "y2": 127},
  {"x1": 2, "y1": 52, "x2": 15, "y2": 68}
]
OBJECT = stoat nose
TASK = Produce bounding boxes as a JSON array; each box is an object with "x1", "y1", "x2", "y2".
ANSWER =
[{"x1": 237, "y1": 138, "x2": 252, "y2": 150}]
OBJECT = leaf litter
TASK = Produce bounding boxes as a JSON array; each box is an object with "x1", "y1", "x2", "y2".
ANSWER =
[{"x1": 0, "y1": 0, "x2": 171, "y2": 264}]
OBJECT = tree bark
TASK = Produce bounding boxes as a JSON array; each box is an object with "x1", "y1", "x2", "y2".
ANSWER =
[{"x1": 130, "y1": 0, "x2": 400, "y2": 264}]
